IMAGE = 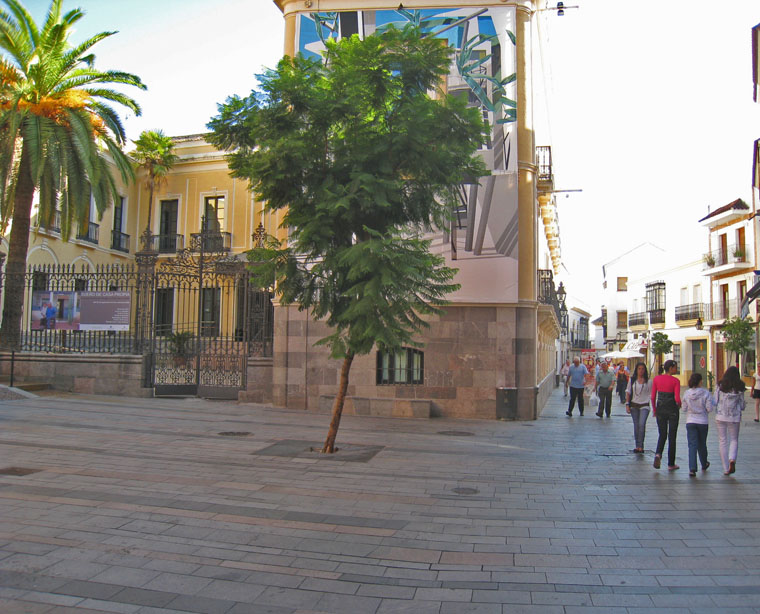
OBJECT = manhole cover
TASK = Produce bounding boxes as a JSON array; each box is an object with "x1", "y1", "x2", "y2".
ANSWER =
[
  {"x1": 0, "y1": 467, "x2": 41, "y2": 476},
  {"x1": 452, "y1": 487, "x2": 479, "y2": 495},
  {"x1": 218, "y1": 432, "x2": 251, "y2": 437},
  {"x1": 437, "y1": 430, "x2": 475, "y2": 437}
]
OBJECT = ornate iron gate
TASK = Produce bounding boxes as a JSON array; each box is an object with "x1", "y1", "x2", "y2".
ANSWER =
[{"x1": 149, "y1": 236, "x2": 272, "y2": 399}]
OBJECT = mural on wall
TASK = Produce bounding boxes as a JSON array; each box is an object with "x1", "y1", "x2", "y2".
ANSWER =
[{"x1": 295, "y1": 7, "x2": 519, "y2": 290}]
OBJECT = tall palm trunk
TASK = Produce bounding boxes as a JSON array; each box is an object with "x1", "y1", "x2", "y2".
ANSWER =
[
  {"x1": 0, "y1": 146, "x2": 35, "y2": 350},
  {"x1": 143, "y1": 181, "x2": 154, "y2": 245},
  {"x1": 322, "y1": 350, "x2": 354, "y2": 453}
]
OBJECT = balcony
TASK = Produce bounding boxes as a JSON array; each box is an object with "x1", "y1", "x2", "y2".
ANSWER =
[
  {"x1": 675, "y1": 303, "x2": 705, "y2": 324},
  {"x1": 628, "y1": 312, "x2": 648, "y2": 328},
  {"x1": 34, "y1": 210, "x2": 61, "y2": 234},
  {"x1": 536, "y1": 146, "x2": 554, "y2": 192},
  {"x1": 702, "y1": 243, "x2": 753, "y2": 274},
  {"x1": 537, "y1": 268, "x2": 561, "y2": 321},
  {"x1": 76, "y1": 221, "x2": 99, "y2": 245},
  {"x1": 143, "y1": 233, "x2": 185, "y2": 254},
  {"x1": 110, "y1": 230, "x2": 130, "y2": 253},
  {"x1": 705, "y1": 299, "x2": 739, "y2": 322},
  {"x1": 648, "y1": 309, "x2": 665, "y2": 325},
  {"x1": 190, "y1": 231, "x2": 232, "y2": 253}
]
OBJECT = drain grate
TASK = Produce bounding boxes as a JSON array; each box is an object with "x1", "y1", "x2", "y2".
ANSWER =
[
  {"x1": 452, "y1": 487, "x2": 480, "y2": 495},
  {"x1": 218, "y1": 432, "x2": 251, "y2": 437},
  {"x1": 437, "y1": 430, "x2": 475, "y2": 437},
  {"x1": 0, "y1": 467, "x2": 42, "y2": 476}
]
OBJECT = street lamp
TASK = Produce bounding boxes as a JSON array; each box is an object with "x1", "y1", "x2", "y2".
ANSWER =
[{"x1": 557, "y1": 281, "x2": 566, "y2": 304}]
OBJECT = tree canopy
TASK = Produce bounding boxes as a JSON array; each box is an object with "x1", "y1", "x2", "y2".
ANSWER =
[
  {"x1": 208, "y1": 26, "x2": 487, "y2": 451},
  {"x1": 0, "y1": 0, "x2": 144, "y2": 348}
]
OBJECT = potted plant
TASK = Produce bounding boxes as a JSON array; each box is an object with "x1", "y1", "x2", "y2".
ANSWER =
[
  {"x1": 167, "y1": 331, "x2": 194, "y2": 367},
  {"x1": 704, "y1": 253, "x2": 716, "y2": 267},
  {"x1": 732, "y1": 247, "x2": 745, "y2": 261}
]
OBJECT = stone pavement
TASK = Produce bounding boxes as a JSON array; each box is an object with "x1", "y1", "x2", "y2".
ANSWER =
[{"x1": 0, "y1": 386, "x2": 759, "y2": 614}]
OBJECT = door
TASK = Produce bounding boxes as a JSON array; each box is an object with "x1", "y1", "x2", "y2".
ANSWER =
[
  {"x1": 691, "y1": 340, "x2": 707, "y2": 382},
  {"x1": 159, "y1": 199, "x2": 179, "y2": 252},
  {"x1": 716, "y1": 342, "x2": 725, "y2": 380},
  {"x1": 719, "y1": 234, "x2": 728, "y2": 265}
]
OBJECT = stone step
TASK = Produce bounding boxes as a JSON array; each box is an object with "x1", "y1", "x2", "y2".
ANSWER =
[{"x1": 0, "y1": 381, "x2": 52, "y2": 392}]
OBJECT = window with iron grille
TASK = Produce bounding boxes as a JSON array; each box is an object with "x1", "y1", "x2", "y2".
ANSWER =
[
  {"x1": 646, "y1": 281, "x2": 666, "y2": 311},
  {"x1": 376, "y1": 348, "x2": 424, "y2": 385}
]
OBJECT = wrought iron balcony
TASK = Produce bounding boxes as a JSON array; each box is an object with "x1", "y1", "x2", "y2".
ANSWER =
[
  {"x1": 536, "y1": 145, "x2": 553, "y2": 186},
  {"x1": 705, "y1": 299, "x2": 739, "y2": 321},
  {"x1": 537, "y1": 269, "x2": 561, "y2": 321},
  {"x1": 110, "y1": 230, "x2": 130, "y2": 253},
  {"x1": 675, "y1": 303, "x2": 704, "y2": 322},
  {"x1": 648, "y1": 309, "x2": 665, "y2": 325},
  {"x1": 628, "y1": 312, "x2": 648, "y2": 327},
  {"x1": 34, "y1": 210, "x2": 61, "y2": 234},
  {"x1": 703, "y1": 243, "x2": 751, "y2": 270},
  {"x1": 190, "y1": 231, "x2": 232, "y2": 253},
  {"x1": 141, "y1": 233, "x2": 185, "y2": 254},
  {"x1": 76, "y1": 221, "x2": 99, "y2": 245}
]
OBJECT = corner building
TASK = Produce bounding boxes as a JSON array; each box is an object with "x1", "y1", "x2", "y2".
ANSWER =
[{"x1": 271, "y1": 1, "x2": 561, "y2": 419}]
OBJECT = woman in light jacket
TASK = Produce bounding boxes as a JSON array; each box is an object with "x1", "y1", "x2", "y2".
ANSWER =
[
  {"x1": 625, "y1": 362, "x2": 651, "y2": 454},
  {"x1": 714, "y1": 366, "x2": 746, "y2": 475},
  {"x1": 681, "y1": 372, "x2": 713, "y2": 476}
]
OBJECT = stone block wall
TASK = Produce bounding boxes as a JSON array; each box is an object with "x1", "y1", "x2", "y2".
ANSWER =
[
  {"x1": 272, "y1": 302, "x2": 549, "y2": 420},
  {"x1": 0, "y1": 353, "x2": 150, "y2": 397}
]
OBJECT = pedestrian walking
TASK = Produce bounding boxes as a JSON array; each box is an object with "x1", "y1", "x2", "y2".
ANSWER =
[
  {"x1": 616, "y1": 363, "x2": 629, "y2": 404},
  {"x1": 651, "y1": 359, "x2": 681, "y2": 470},
  {"x1": 595, "y1": 361, "x2": 615, "y2": 418},
  {"x1": 561, "y1": 359, "x2": 571, "y2": 397},
  {"x1": 681, "y1": 372, "x2": 713, "y2": 476},
  {"x1": 566, "y1": 357, "x2": 588, "y2": 416},
  {"x1": 714, "y1": 366, "x2": 746, "y2": 476},
  {"x1": 625, "y1": 362, "x2": 651, "y2": 453},
  {"x1": 751, "y1": 363, "x2": 760, "y2": 422}
]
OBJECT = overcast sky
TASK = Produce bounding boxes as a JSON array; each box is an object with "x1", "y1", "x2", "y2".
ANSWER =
[{"x1": 17, "y1": 0, "x2": 760, "y2": 316}]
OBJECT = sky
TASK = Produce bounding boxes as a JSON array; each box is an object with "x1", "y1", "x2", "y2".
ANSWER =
[{"x1": 16, "y1": 0, "x2": 760, "y2": 318}]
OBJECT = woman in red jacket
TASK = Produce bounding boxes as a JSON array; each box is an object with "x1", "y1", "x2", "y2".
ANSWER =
[{"x1": 651, "y1": 360, "x2": 681, "y2": 470}]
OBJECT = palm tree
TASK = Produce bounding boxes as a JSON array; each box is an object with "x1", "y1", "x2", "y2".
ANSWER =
[
  {"x1": 0, "y1": 0, "x2": 144, "y2": 349},
  {"x1": 131, "y1": 129, "x2": 176, "y2": 250}
]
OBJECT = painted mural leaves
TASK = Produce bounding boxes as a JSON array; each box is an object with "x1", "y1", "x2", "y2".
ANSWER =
[{"x1": 456, "y1": 32, "x2": 517, "y2": 125}]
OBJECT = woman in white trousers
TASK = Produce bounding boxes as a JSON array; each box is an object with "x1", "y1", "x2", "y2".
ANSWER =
[{"x1": 714, "y1": 366, "x2": 746, "y2": 475}]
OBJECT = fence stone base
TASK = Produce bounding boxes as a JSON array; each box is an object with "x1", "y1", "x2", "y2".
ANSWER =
[{"x1": 0, "y1": 353, "x2": 151, "y2": 397}]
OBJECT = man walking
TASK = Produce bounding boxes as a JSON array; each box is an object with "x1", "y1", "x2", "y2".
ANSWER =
[
  {"x1": 596, "y1": 360, "x2": 615, "y2": 417},
  {"x1": 561, "y1": 359, "x2": 571, "y2": 397},
  {"x1": 566, "y1": 357, "x2": 588, "y2": 416}
]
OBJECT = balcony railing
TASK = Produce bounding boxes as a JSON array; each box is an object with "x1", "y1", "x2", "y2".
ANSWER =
[
  {"x1": 34, "y1": 210, "x2": 62, "y2": 234},
  {"x1": 76, "y1": 221, "x2": 99, "y2": 245},
  {"x1": 571, "y1": 339, "x2": 592, "y2": 350},
  {"x1": 110, "y1": 230, "x2": 130, "y2": 253},
  {"x1": 649, "y1": 309, "x2": 665, "y2": 325},
  {"x1": 703, "y1": 243, "x2": 750, "y2": 269},
  {"x1": 142, "y1": 233, "x2": 184, "y2": 253},
  {"x1": 628, "y1": 311, "x2": 648, "y2": 327},
  {"x1": 675, "y1": 303, "x2": 704, "y2": 322},
  {"x1": 705, "y1": 299, "x2": 739, "y2": 321},
  {"x1": 536, "y1": 146, "x2": 553, "y2": 184},
  {"x1": 537, "y1": 269, "x2": 561, "y2": 321},
  {"x1": 190, "y1": 231, "x2": 232, "y2": 253}
]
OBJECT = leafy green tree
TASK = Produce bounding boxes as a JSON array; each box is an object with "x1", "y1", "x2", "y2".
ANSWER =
[
  {"x1": 723, "y1": 316, "x2": 754, "y2": 369},
  {"x1": 0, "y1": 0, "x2": 144, "y2": 348},
  {"x1": 132, "y1": 129, "x2": 176, "y2": 247},
  {"x1": 208, "y1": 26, "x2": 486, "y2": 452},
  {"x1": 650, "y1": 331, "x2": 672, "y2": 374}
]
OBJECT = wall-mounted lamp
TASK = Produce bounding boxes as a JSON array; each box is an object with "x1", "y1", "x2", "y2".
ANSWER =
[
  {"x1": 538, "y1": 2, "x2": 579, "y2": 16},
  {"x1": 695, "y1": 317, "x2": 704, "y2": 331}
]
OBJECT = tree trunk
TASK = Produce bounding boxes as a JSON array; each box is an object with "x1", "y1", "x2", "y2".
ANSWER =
[
  {"x1": 144, "y1": 182, "x2": 154, "y2": 240},
  {"x1": 322, "y1": 350, "x2": 354, "y2": 453},
  {"x1": 0, "y1": 145, "x2": 36, "y2": 350}
]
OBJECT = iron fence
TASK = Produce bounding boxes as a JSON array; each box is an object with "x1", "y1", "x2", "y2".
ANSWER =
[{"x1": 0, "y1": 262, "x2": 273, "y2": 357}]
